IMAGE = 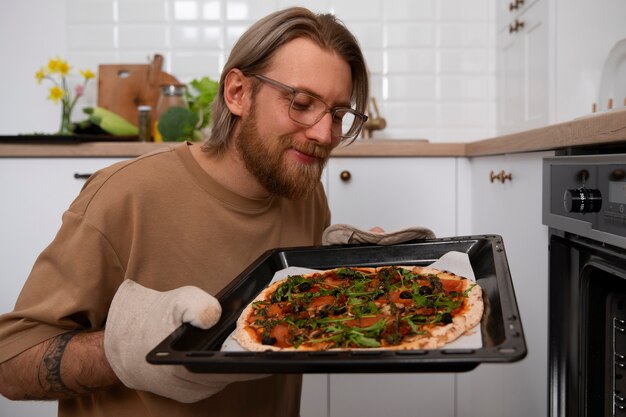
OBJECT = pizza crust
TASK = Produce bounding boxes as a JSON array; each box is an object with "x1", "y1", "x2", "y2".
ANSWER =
[{"x1": 233, "y1": 266, "x2": 483, "y2": 352}]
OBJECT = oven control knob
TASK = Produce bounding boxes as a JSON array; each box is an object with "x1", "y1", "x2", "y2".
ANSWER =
[{"x1": 563, "y1": 188, "x2": 602, "y2": 213}]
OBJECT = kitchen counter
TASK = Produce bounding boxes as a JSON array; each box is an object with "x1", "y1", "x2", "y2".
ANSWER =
[{"x1": 1, "y1": 108, "x2": 625, "y2": 158}]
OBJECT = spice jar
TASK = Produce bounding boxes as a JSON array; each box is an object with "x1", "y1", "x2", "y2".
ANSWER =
[
  {"x1": 137, "y1": 105, "x2": 152, "y2": 141},
  {"x1": 154, "y1": 84, "x2": 187, "y2": 142}
]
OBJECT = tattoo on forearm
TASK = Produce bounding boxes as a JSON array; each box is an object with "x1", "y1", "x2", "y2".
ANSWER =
[{"x1": 38, "y1": 332, "x2": 81, "y2": 397}]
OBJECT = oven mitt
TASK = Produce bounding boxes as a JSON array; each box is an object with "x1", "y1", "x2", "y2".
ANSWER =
[
  {"x1": 322, "y1": 223, "x2": 435, "y2": 246},
  {"x1": 104, "y1": 279, "x2": 265, "y2": 403}
]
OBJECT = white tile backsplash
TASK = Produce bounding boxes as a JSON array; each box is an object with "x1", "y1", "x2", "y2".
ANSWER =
[
  {"x1": 438, "y1": 22, "x2": 493, "y2": 48},
  {"x1": 387, "y1": 75, "x2": 437, "y2": 101},
  {"x1": 386, "y1": 22, "x2": 436, "y2": 48},
  {"x1": 386, "y1": 49, "x2": 437, "y2": 74},
  {"x1": 67, "y1": 25, "x2": 116, "y2": 49},
  {"x1": 438, "y1": 0, "x2": 494, "y2": 21},
  {"x1": 170, "y1": 26, "x2": 222, "y2": 48},
  {"x1": 118, "y1": 1, "x2": 168, "y2": 22},
  {"x1": 383, "y1": 0, "x2": 435, "y2": 21},
  {"x1": 64, "y1": 0, "x2": 496, "y2": 142},
  {"x1": 332, "y1": 0, "x2": 381, "y2": 21},
  {"x1": 118, "y1": 25, "x2": 168, "y2": 49},
  {"x1": 66, "y1": 0, "x2": 115, "y2": 23}
]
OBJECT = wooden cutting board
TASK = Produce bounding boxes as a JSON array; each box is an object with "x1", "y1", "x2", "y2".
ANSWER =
[{"x1": 97, "y1": 54, "x2": 180, "y2": 126}]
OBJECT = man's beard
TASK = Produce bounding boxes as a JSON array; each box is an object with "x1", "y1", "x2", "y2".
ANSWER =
[{"x1": 235, "y1": 108, "x2": 331, "y2": 200}]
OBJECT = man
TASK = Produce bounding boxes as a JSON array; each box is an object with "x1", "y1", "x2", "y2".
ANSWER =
[{"x1": 0, "y1": 7, "x2": 368, "y2": 417}]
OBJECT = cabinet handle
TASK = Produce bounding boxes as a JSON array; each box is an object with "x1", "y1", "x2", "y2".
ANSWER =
[
  {"x1": 74, "y1": 173, "x2": 93, "y2": 180},
  {"x1": 509, "y1": 0, "x2": 524, "y2": 12},
  {"x1": 339, "y1": 170, "x2": 352, "y2": 182},
  {"x1": 490, "y1": 170, "x2": 513, "y2": 183},
  {"x1": 508, "y1": 19, "x2": 525, "y2": 33}
]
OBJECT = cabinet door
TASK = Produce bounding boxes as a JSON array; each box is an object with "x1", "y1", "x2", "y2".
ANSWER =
[
  {"x1": 497, "y1": 0, "x2": 549, "y2": 134},
  {"x1": 457, "y1": 151, "x2": 552, "y2": 417},
  {"x1": 0, "y1": 157, "x2": 123, "y2": 417},
  {"x1": 1, "y1": 158, "x2": 124, "y2": 310},
  {"x1": 325, "y1": 157, "x2": 458, "y2": 417},
  {"x1": 326, "y1": 157, "x2": 458, "y2": 238},
  {"x1": 329, "y1": 373, "x2": 455, "y2": 417}
]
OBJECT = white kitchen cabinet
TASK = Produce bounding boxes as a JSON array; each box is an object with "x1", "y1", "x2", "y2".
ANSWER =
[
  {"x1": 0, "y1": 157, "x2": 124, "y2": 417},
  {"x1": 497, "y1": 0, "x2": 549, "y2": 134},
  {"x1": 552, "y1": 0, "x2": 626, "y2": 120},
  {"x1": 325, "y1": 157, "x2": 458, "y2": 237},
  {"x1": 456, "y1": 151, "x2": 552, "y2": 417},
  {"x1": 321, "y1": 157, "x2": 459, "y2": 417},
  {"x1": 330, "y1": 373, "x2": 455, "y2": 417}
]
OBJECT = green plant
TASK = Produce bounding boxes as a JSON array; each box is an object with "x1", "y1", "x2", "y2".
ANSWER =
[
  {"x1": 157, "y1": 76, "x2": 219, "y2": 141},
  {"x1": 185, "y1": 76, "x2": 219, "y2": 130}
]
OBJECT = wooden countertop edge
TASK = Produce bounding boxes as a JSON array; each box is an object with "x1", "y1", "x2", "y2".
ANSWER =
[
  {"x1": 465, "y1": 109, "x2": 626, "y2": 156},
  {"x1": 331, "y1": 140, "x2": 465, "y2": 157},
  {"x1": 2, "y1": 109, "x2": 625, "y2": 158},
  {"x1": 0, "y1": 140, "x2": 467, "y2": 158}
]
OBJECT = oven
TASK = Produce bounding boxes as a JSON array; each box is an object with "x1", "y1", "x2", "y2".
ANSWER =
[{"x1": 543, "y1": 152, "x2": 626, "y2": 417}]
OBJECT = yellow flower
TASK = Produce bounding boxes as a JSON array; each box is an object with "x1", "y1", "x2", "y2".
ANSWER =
[
  {"x1": 80, "y1": 69, "x2": 95, "y2": 80},
  {"x1": 57, "y1": 60, "x2": 70, "y2": 76},
  {"x1": 35, "y1": 68, "x2": 46, "y2": 84},
  {"x1": 47, "y1": 58, "x2": 60, "y2": 73},
  {"x1": 47, "y1": 86, "x2": 65, "y2": 103}
]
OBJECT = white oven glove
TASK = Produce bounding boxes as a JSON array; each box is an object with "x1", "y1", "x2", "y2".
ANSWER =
[
  {"x1": 104, "y1": 279, "x2": 265, "y2": 403},
  {"x1": 322, "y1": 224, "x2": 435, "y2": 246}
]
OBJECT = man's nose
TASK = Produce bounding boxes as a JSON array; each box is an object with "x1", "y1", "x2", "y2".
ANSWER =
[{"x1": 304, "y1": 112, "x2": 334, "y2": 145}]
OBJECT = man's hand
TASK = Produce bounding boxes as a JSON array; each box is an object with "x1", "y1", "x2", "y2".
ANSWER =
[
  {"x1": 104, "y1": 280, "x2": 264, "y2": 403},
  {"x1": 322, "y1": 224, "x2": 435, "y2": 245}
]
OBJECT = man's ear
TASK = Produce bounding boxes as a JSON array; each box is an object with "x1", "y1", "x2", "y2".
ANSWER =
[{"x1": 222, "y1": 69, "x2": 250, "y2": 116}]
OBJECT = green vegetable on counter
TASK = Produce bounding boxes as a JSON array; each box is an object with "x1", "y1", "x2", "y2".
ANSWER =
[
  {"x1": 83, "y1": 107, "x2": 138, "y2": 136},
  {"x1": 157, "y1": 76, "x2": 219, "y2": 142},
  {"x1": 157, "y1": 107, "x2": 199, "y2": 142}
]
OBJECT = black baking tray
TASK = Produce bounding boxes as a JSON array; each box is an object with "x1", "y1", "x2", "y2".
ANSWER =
[{"x1": 147, "y1": 235, "x2": 527, "y2": 373}]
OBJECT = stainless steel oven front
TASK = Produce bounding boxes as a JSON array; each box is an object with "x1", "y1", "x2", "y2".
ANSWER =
[{"x1": 543, "y1": 153, "x2": 626, "y2": 417}]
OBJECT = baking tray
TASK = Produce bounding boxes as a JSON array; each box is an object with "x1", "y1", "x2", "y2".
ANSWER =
[{"x1": 147, "y1": 235, "x2": 526, "y2": 373}]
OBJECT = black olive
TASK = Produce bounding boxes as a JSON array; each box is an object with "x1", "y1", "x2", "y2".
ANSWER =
[
  {"x1": 298, "y1": 282, "x2": 311, "y2": 292},
  {"x1": 418, "y1": 286, "x2": 433, "y2": 295},
  {"x1": 399, "y1": 291, "x2": 412, "y2": 299},
  {"x1": 441, "y1": 313, "x2": 453, "y2": 324},
  {"x1": 331, "y1": 306, "x2": 347, "y2": 315},
  {"x1": 261, "y1": 336, "x2": 277, "y2": 345}
]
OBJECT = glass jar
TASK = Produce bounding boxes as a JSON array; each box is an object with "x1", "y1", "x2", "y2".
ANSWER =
[{"x1": 154, "y1": 84, "x2": 187, "y2": 142}]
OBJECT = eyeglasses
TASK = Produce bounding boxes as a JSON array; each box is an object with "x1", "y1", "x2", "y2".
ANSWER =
[{"x1": 250, "y1": 74, "x2": 368, "y2": 141}]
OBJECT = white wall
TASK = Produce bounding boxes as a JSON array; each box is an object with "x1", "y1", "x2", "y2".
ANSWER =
[
  {"x1": 1, "y1": 0, "x2": 497, "y2": 142},
  {"x1": 1, "y1": 1, "x2": 67, "y2": 134}
]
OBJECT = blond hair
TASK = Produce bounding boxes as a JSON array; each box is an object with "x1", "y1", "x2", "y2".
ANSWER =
[{"x1": 203, "y1": 7, "x2": 369, "y2": 153}]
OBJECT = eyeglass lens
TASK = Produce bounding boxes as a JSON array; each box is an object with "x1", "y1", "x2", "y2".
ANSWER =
[{"x1": 289, "y1": 92, "x2": 361, "y2": 139}]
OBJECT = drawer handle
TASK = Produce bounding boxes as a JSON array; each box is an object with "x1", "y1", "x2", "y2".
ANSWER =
[
  {"x1": 508, "y1": 19, "x2": 525, "y2": 33},
  {"x1": 490, "y1": 170, "x2": 512, "y2": 183},
  {"x1": 74, "y1": 173, "x2": 92, "y2": 180},
  {"x1": 340, "y1": 170, "x2": 351, "y2": 182}
]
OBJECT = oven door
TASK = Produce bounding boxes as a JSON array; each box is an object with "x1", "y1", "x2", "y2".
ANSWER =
[{"x1": 549, "y1": 231, "x2": 626, "y2": 417}]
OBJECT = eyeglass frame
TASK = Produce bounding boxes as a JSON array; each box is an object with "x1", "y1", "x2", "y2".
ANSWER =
[{"x1": 247, "y1": 73, "x2": 368, "y2": 141}]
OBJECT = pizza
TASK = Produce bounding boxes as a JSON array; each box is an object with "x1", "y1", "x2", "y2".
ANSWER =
[{"x1": 233, "y1": 265, "x2": 483, "y2": 351}]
